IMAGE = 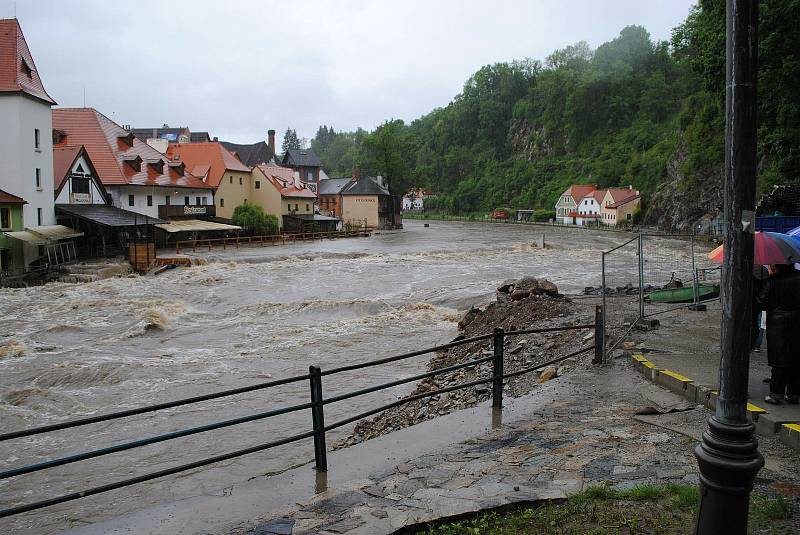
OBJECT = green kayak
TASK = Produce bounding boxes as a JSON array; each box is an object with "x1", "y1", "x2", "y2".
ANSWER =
[{"x1": 646, "y1": 283, "x2": 720, "y2": 304}]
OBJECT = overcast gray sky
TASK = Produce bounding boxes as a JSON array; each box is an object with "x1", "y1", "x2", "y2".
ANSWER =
[{"x1": 5, "y1": 0, "x2": 696, "y2": 145}]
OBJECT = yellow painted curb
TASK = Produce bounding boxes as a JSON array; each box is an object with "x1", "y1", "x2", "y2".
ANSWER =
[
  {"x1": 783, "y1": 423, "x2": 800, "y2": 434},
  {"x1": 746, "y1": 403, "x2": 767, "y2": 414},
  {"x1": 642, "y1": 361, "x2": 657, "y2": 369},
  {"x1": 632, "y1": 354, "x2": 648, "y2": 363},
  {"x1": 660, "y1": 370, "x2": 693, "y2": 383}
]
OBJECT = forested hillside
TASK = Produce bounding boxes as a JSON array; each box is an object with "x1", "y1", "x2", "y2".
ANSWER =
[{"x1": 311, "y1": 0, "x2": 799, "y2": 230}]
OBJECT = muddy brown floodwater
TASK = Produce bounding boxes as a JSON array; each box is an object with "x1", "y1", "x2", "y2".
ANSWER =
[{"x1": 0, "y1": 220, "x2": 694, "y2": 534}]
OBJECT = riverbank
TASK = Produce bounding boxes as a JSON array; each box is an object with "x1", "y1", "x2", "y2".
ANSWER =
[{"x1": 335, "y1": 277, "x2": 598, "y2": 448}]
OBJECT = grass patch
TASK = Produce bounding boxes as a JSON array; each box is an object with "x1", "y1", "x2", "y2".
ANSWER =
[
  {"x1": 417, "y1": 484, "x2": 793, "y2": 534},
  {"x1": 751, "y1": 494, "x2": 792, "y2": 522}
]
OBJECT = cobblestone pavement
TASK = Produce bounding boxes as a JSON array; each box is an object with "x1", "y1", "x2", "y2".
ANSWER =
[{"x1": 230, "y1": 357, "x2": 800, "y2": 535}]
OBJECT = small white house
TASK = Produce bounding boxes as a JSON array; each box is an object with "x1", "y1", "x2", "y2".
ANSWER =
[{"x1": 573, "y1": 190, "x2": 604, "y2": 226}]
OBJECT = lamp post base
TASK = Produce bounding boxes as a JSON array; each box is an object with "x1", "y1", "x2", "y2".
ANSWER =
[{"x1": 694, "y1": 416, "x2": 764, "y2": 535}]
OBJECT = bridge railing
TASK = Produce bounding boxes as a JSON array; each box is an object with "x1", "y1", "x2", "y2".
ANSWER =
[{"x1": 0, "y1": 318, "x2": 601, "y2": 519}]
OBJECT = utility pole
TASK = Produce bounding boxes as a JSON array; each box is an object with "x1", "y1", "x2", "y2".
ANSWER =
[{"x1": 694, "y1": 1, "x2": 763, "y2": 533}]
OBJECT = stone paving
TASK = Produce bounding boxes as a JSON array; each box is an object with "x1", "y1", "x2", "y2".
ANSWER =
[{"x1": 235, "y1": 363, "x2": 708, "y2": 535}]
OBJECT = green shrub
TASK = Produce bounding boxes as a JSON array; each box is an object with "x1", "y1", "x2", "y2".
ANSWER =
[{"x1": 231, "y1": 203, "x2": 279, "y2": 235}]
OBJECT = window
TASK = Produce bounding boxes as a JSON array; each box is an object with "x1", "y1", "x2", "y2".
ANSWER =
[
  {"x1": 220, "y1": 198, "x2": 225, "y2": 207},
  {"x1": 239, "y1": 177, "x2": 242, "y2": 185},
  {"x1": 165, "y1": 195, "x2": 171, "y2": 206},
  {"x1": 184, "y1": 196, "x2": 190, "y2": 206},
  {"x1": 72, "y1": 176, "x2": 89, "y2": 194},
  {"x1": 34, "y1": 129, "x2": 40, "y2": 149},
  {"x1": 128, "y1": 194, "x2": 135, "y2": 206},
  {"x1": 35, "y1": 168, "x2": 41, "y2": 189},
  {"x1": 229, "y1": 176, "x2": 232, "y2": 184},
  {"x1": 147, "y1": 195, "x2": 153, "y2": 207},
  {"x1": 255, "y1": 181, "x2": 260, "y2": 189},
  {"x1": 306, "y1": 203, "x2": 310, "y2": 211},
  {"x1": 0, "y1": 208, "x2": 10, "y2": 230},
  {"x1": 195, "y1": 197, "x2": 201, "y2": 206},
  {"x1": 627, "y1": 213, "x2": 632, "y2": 221},
  {"x1": 201, "y1": 197, "x2": 207, "y2": 205},
  {"x1": 37, "y1": 208, "x2": 42, "y2": 226},
  {"x1": 295, "y1": 203, "x2": 299, "y2": 211}
]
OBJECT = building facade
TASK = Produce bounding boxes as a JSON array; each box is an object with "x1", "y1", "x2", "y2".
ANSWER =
[
  {"x1": 166, "y1": 142, "x2": 251, "y2": 220},
  {"x1": 52, "y1": 108, "x2": 214, "y2": 220},
  {"x1": 0, "y1": 19, "x2": 58, "y2": 268}
]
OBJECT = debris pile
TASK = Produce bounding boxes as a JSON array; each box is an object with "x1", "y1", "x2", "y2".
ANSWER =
[{"x1": 335, "y1": 277, "x2": 595, "y2": 448}]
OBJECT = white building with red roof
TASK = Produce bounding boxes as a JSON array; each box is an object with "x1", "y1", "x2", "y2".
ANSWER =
[
  {"x1": 52, "y1": 108, "x2": 215, "y2": 220},
  {"x1": 0, "y1": 19, "x2": 85, "y2": 271},
  {"x1": 555, "y1": 184, "x2": 597, "y2": 225}
]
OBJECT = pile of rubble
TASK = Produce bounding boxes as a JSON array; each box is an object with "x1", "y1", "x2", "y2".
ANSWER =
[{"x1": 335, "y1": 277, "x2": 595, "y2": 448}]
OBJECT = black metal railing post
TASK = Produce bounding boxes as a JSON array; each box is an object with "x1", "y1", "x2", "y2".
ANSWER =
[
  {"x1": 593, "y1": 305, "x2": 603, "y2": 365},
  {"x1": 309, "y1": 365, "x2": 327, "y2": 472},
  {"x1": 492, "y1": 328, "x2": 504, "y2": 408}
]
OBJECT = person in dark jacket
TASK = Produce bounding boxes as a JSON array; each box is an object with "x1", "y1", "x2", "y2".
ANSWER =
[
  {"x1": 752, "y1": 265, "x2": 768, "y2": 352},
  {"x1": 757, "y1": 264, "x2": 800, "y2": 404}
]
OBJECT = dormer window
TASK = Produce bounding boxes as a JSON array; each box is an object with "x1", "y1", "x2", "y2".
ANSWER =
[
  {"x1": 122, "y1": 155, "x2": 142, "y2": 172},
  {"x1": 147, "y1": 160, "x2": 164, "y2": 174},
  {"x1": 117, "y1": 132, "x2": 135, "y2": 148},
  {"x1": 20, "y1": 59, "x2": 32, "y2": 79},
  {"x1": 52, "y1": 129, "x2": 67, "y2": 145},
  {"x1": 168, "y1": 162, "x2": 185, "y2": 176}
]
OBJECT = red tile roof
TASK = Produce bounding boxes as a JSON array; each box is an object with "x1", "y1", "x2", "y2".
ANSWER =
[
  {"x1": 607, "y1": 194, "x2": 640, "y2": 209},
  {"x1": 52, "y1": 108, "x2": 212, "y2": 190},
  {"x1": 562, "y1": 184, "x2": 596, "y2": 202},
  {"x1": 256, "y1": 164, "x2": 316, "y2": 199},
  {"x1": 53, "y1": 145, "x2": 83, "y2": 190},
  {"x1": 0, "y1": 188, "x2": 26, "y2": 204},
  {"x1": 166, "y1": 142, "x2": 250, "y2": 188},
  {"x1": 0, "y1": 19, "x2": 55, "y2": 104},
  {"x1": 604, "y1": 188, "x2": 639, "y2": 205}
]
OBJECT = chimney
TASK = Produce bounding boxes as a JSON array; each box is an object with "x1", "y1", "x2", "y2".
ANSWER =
[
  {"x1": 268, "y1": 129, "x2": 276, "y2": 153},
  {"x1": 294, "y1": 170, "x2": 300, "y2": 189},
  {"x1": 628, "y1": 185, "x2": 633, "y2": 190},
  {"x1": 353, "y1": 163, "x2": 361, "y2": 182}
]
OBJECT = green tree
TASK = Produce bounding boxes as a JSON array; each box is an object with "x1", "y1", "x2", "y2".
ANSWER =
[
  {"x1": 281, "y1": 128, "x2": 302, "y2": 154},
  {"x1": 231, "y1": 203, "x2": 279, "y2": 235}
]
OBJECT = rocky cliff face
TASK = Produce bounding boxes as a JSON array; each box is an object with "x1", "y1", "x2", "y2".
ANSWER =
[{"x1": 643, "y1": 135, "x2": 723, "y2": 232}]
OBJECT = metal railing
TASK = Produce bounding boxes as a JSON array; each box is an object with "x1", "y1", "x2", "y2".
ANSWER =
[
  {"x1": 0, "y1": 319, "x2": 601, "y2": 519},
  {"x1": 173, "y1": 229, "x2": 371, "y2": 254}
]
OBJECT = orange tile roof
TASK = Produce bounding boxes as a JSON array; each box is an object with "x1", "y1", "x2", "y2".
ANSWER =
[
  {"x1": 605, "y1": 188, "x2": 639, "y2": 204},
  {"x1": 607, "y1": 194, "x2": 640, "y2": 209},
  {"x1": 53, "y1": 145, "x2": 83, "y2": 191},
  {"x1": 562, "y1": 184, "x2": 596, "y2": 202},
  {"x1": 166, "y1": 142, "x2": 250, "y2": 188},
  {"x1": 256, "y1": 164, "x2": 317, "y2": 199},
  {"x1": 0, "y1": 19, "x2": 55, "y2": 104},
  {"x1": 0, "y1": 188, "x2": 26, "y2": 204},
  {"x1": 52, "y1": 108, "x2": 212, "y2": 190}
]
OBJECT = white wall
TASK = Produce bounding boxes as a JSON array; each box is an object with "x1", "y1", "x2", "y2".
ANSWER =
[
  {"x1": 55, "y1": 155, "x2": 107, "y2": 205},
  {"x1": 109, "y1": 185, "x2": 213, "y2": 219},
  {"x1": 0, "y1": 94, "x2": 55, "y2": 227}
]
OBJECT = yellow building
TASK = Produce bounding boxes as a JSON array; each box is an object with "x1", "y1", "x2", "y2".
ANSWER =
[
  {"x1": 600, "y1": 188, "x2": 640, "y2": 226},
  {"x1": 166, "y1": 142, "x2": 252, "y2": 219},
  {"x1": 255, "y1": 164, "x2": 317, "y2": 230},
  {"x1": 340, "y1": 175, "x2": 398, "y2": 229}
]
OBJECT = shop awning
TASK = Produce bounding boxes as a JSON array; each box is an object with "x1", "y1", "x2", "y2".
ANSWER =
[
  {"x1": 5, "y1": 225, "x2": 84, "y2": 244},
  {"x1": 155, "y1": 219, "x2": 241, "y2": 233}
]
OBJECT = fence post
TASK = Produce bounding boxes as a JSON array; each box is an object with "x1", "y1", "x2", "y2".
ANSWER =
[
  {"x1": 593, "y1": 305, "x2": 604, "y2": 365},
  {"x1": 691, "y1": 234, "x2": 699, "y2": 306},
  {"x1": 492, "y1": 328, "x2": 504, "y2": 409},
  {"x1": 309, "y1": 365, "x2": 327, "y2": 472},
  {"x1": 601, "y1": 251, "x2": 607, "y2": 363},
  {"x1": 638, "y1": 232, "x2": 645, "y2": 319}
]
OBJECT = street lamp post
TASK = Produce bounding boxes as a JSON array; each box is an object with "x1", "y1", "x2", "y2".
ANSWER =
[{"x1": 694, "y1": 1, "x2": 763, "y2": 533}]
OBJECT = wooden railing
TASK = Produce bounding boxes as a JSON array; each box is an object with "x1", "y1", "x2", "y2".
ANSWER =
[{"x1": 173, "y1": 229, "x2": 371, "y2": 254}]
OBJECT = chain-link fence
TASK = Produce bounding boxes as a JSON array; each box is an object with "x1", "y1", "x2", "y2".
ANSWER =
[
  {"x1": 601, "y1": 233, "x2": 720, "y2": 360},
  {"x1": 601, "y1": 235, "x2": 642, "y2": 360}
]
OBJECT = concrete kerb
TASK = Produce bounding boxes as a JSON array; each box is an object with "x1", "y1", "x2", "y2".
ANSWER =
[{"x1": 629, "y1": 353, "x2": 800, "y2": 452}]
